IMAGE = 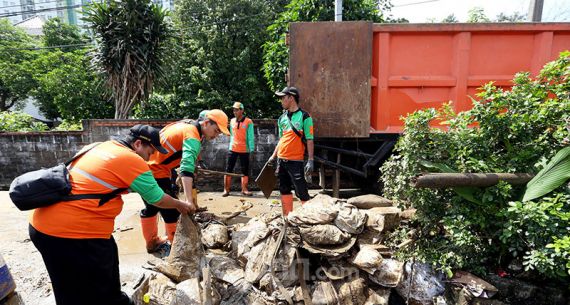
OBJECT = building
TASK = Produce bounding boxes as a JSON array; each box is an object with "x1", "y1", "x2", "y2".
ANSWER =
[{"x1": 2, "y1": 0, "x2": 174, "y2": 26}]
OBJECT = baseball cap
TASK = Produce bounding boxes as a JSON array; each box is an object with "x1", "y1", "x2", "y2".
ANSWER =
[
  {"x1": 205, "y1": 109, "x2": 230, "y2": 135},
  {"x1": 198, "y1": 109, "x2": 208, "y2": 120},
  {"x1": 129, "y1": 124, "x2": 168, "y2": 154},
  {"x1": 275, "y1": 86, "x2": 300, "y2": 98},
  {"x1": 232, "y1": 102, "x2": 244, "y2": 109}
]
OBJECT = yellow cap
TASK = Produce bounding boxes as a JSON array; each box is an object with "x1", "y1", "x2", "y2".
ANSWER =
[
  {"x1": 206, "y1": 109, "x2": 230, "y2": 135},
  {"x1": 232, "y1": 102, "x2": 244, "y2": 109}
]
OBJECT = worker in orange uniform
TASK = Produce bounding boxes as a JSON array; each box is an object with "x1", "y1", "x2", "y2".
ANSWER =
[
  {"x1": 142, "y1": 109, "x2": 230, "y2": 255},
  {"x1": 222, "y1": 101, "x2": 255, "y2": 197},
  {"x1": 268, "y1": 86, "x2": 314, "y2": 215},
  {"x1": 29, "y1": 124, "x2": 196, "y2": 305}
]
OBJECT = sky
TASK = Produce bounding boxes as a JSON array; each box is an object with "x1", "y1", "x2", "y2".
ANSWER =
[{"x1": 389, "y1": 0, "x2": 570, "y2": 22}]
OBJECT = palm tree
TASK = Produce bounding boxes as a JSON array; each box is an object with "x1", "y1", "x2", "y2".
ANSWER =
[{"x1": 83, "y1": 0, "x2": 172, "y2": 119}]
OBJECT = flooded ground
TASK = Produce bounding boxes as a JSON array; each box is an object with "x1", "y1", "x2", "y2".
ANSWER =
[{"x1": 0, "y1": 189, "x2": 309, "y2": 305}]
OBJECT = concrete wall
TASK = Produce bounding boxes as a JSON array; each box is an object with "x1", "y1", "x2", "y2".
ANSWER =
[{"x1": 0, "y1": 119, "x2": 278, "y2": 191}]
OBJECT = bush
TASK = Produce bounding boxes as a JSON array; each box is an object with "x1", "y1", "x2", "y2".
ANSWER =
[
  {"x1": 0, "y1": 111, "x2": 49, "y2": 132},
  {"x1": 381, "y1": 51, "x2": 570, "y2": 281}
]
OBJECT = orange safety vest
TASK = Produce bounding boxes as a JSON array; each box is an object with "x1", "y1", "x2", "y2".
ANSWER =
[{"x1": 30, "y1": 141, "x2": 162, "y2": 239}]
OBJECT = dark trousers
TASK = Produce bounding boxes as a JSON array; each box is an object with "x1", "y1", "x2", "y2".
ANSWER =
[
  {"x1": 140, "y1": 177, "x2": 180, "y2": 223},
  {"x1": 278, "y1": 159, "x2": 310, "y2": 201},
  {"x1": 226, "y1": 151, "x2": 250, "y2": 176},
  {"x1": 29, "y1": 225, "x2": 133, "y2": 305}
]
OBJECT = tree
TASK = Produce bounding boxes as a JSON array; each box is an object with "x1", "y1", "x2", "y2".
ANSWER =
[
  {"x1": 29, "y1": 50, "x2": 113, "y2": 121},
  {"x1": 83, "y1": 0, "x2": 173, "y2": 119},
  {"x1": 495, "y1": 12, "x2": 526, "y2": 22},
  {"x1": 42, "y1": 17, "x2": 87, "y2": 51},
  {"x1": 262, "y1": 0, "x2": 393, "y2": 92},
  {"x1": 0, "y1": 19, "x2": 37, "y2": 111},
  {"x1": 146, "y1": 0, "x2": 282, "y2": 119},
  {"x1": 467, "y1": 7, "x2": 490, "y2": 23},
  {"x1": 441, "y1": 14, "x2": 459, "y2": 23}
]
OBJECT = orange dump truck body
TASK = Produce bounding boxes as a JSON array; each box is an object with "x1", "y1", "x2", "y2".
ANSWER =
[{"x1": 290, "y1": 22, "x2": 570, "y2": 137}]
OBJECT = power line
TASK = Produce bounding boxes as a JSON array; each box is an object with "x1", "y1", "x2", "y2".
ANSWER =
[
  {"x1": 0, "y1": 0, "x2": 63, "y2": 10},
  {"x1": 0, "y1": 4, "x2": 83, "y2": 17},
  {"x1": 393, "y1": 0, "x2": 439, "y2": 8}
]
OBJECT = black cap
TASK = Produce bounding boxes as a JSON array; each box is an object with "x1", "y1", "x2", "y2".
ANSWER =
[
  {"x1": 129, "y1": 124, "x2": 168, "y2": 154},
  {"x1": 275, "y1": 86, "x2": 300, "y2": 99}
]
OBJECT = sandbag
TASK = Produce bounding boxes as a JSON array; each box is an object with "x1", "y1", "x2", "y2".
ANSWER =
[
  {"x1": 364, "y1": 207, "x2": 401, "y2": 232},
  {"x1": 334, "y1": 202, "x2": 367, "y2": 234},
  {"x1": 155, "y1": 214, "x2": 203, "y2": 283},
  {"x1": 311, "y1": 281, "x2": 339, "y2": 305},
  {"x1": 208, "y1": 256, "x2": 248, "y2": 287},
  {"x1": 202, "y1": 223, "x2": 229, "y2": 249},
  {"x1": 172, "y1": 278, "x2": 202, "y2": 305},
  {"x1": 368, "y1": 259, "x2": 404, "y2": 287},
  {"x1": 299, "y1": 224, "x2": 351, "y2": 246},
  {"x1": 321, "y1": 260, "x2": 359, "y2": 280},
  {"x1": 365, "y1": 287, "x2": 390, "y2": 305},
  {"x1": 146, "y1": 272, "x2": 177, "y2": 305},
  {"x1": 245, "y1": 234, "x2": 280, "y2": 284},
  {"x1": 347, "y1": 194, "x2": 393, "y2": 209},
  {"x1": 302, "y1": 237, "x2": 356, "y2": 258},
  {"x1": 333, "y1": 276, "x2": 368, "y2": 305},
  {"x1": 287, "y1": 195, "x2": 339, "y2": 226},
  {"x1": 232, "y1": 218, "x2": 270, "y2": 263},
  {"x1": 350, "y1": 246, "x2": 383, "y2": 274}
]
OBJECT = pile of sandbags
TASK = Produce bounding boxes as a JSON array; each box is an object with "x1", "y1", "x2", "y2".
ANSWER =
[{"x1": 133, "y1": 194, "x2": 450, "y2": 305}]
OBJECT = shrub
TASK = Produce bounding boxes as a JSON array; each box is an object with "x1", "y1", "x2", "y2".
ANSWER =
[
  {"x1": 0, "y1": 111, "x2": 49, "y2": 132},
  {"x1": 381, "y1": 51, "x2": 570, "y2": 281}
]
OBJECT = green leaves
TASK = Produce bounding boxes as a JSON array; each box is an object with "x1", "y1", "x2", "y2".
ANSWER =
[
  {"x1": 0, "y1": 111, "x2": 48, "y2": 132},
  {"x1": 381, "y1": 52, "x2": 570, "y2": 280},
  {"x1": 523, "y1": 147, "x2": 570, "y2": 202},
  {"x1": 83, "y1": 0, "x2": 173, "y2": 118},
  {"x1": 262, "y1": 0, "x2": 392, "y2": 92}
]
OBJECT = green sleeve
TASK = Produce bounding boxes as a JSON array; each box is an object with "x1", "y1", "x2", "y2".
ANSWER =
[
  {"x1": 130, "y1": 171, "x2": 165, "y2": 204},
  {"x1": 278, "y1": 115, "x2": 283, "y2": 138},
  {"x1": 247, "y1": 122, "x2": 255, "y2": 152},
  {"x1": 303, "y1": 116, "x2": 314, "y2": 140},
  {"x1": 181, "y1": 138, "x2": 201, "y2": 173},
  {"x1": 228, "y1": 123, "x2": 234, "y2": 149}
]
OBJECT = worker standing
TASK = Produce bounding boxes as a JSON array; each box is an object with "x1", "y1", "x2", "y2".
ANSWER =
[
  {"x1": 223, "y1": 102, "x2": 255, "y2": 197},
  {"x1": 142, "y1": 110, "x2": 229, "y2": 255},
  {"x1": 29, "y1": 124, "x2": 195, "y2": 305},
  {"x1": 268, "y1": 86, "x2": 314, "y2": 215}
]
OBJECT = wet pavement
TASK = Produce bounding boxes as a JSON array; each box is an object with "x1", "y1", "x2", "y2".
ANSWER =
[{"x1": 0, "y1": 189, "x2": 301, "y2": 305}]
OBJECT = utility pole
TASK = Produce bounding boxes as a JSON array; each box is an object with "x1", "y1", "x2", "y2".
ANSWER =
[
  {"x1": 335, "y1": 0, "x2": 342, "y2": 21},
  {"x1": 528, "y1": 0, "x2": 544, "y2": 22}
]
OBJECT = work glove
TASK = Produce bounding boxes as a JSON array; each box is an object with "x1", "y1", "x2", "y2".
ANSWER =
[
  {"x1": 197, "y1": 160, "x2": 208, "y2": 169},
  {"x1": 267, "y1": 156, "x2": 276, "y2": 166},
  {"x1": 304, "y1": 160, "x2": 314, "y2": 174},
  {"x1": 304, "y1": 160, "x2": 314, "y2": 184}
]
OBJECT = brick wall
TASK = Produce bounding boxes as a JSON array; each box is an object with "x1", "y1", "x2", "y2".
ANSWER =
[{"x1": 0, "y1": 119, "x2": 278, "y2": 191}]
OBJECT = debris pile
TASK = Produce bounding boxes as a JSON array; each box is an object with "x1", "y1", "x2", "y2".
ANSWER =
[{"x1": 133, "y1": 194, "x2": 499, "y2": 305}]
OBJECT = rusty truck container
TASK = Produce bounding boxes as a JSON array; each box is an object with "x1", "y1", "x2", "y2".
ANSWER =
[{"x1": 288, "y1": 22, "x2": 570, "y2": 183}]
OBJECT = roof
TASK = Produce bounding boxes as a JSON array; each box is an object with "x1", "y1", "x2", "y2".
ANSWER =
[{"x1": 14, "y1": 15, "x2": 46, "y2": 36}]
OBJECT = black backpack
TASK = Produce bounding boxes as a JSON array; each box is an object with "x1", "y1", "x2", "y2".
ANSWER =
[{"x1": 9, "y1": 143, "x2": 126, "y2": 211}]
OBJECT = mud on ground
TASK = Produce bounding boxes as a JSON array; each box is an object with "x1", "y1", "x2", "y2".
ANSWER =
[{"x1": 0, "y1": 190, "x2": 310, "y2": 305}]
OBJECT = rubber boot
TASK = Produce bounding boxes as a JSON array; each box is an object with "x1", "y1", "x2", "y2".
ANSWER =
[
  {"x1": 140, "y1": 215, "x2": 168, "y2": 253},
  {"x1": 222, "y1": 175, "x2": 231, "y2": 197},
  {"x1": 165, "y1": 222, "x2": 177, "y2": 244},
  {"x1": 281, "y1": 194, "x2": 294, "y2": 216},
  {"x1": 241, "y1": 176, "x2": 253, "y2": 196}
]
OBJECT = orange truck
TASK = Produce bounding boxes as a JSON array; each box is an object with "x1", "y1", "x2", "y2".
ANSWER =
[{"x1": 288, "y1": 21, "x2": 570, "y2": 184}]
